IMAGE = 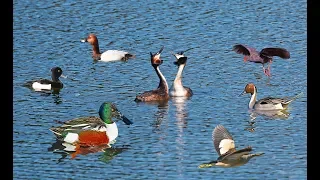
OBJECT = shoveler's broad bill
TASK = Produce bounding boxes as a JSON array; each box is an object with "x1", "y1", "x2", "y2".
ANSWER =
[
  {"x1": 135, "y1": 46, "x2": 170, "y2": 102},
  {"x1": 49, "y1": 102, "x2": 133, "y2": 147},
  {"x1": 199, "y1": 124, "x2": 264, "y2": 168},
  {"x1": 81, "y1": 33, "x2": 135, "y2": 61},
  {"x1": 240, "y1": 83, "x2": 303, "y2": 111},
  {"x1": 169, "y1": 50, "x2": 193, "y2": 98},
  {"x1": 233, "y1": 44, "x2": 290, "y2": 77},
  {"x1": 24, "y1": 66, "x2": 65, "y2": 92}
]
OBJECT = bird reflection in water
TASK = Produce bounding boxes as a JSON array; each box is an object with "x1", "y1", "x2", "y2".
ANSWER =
[
  {"x1": 172, "y1": 97, "x2": 190, "y2": 129},
  {"x1": 244, "y1": 109, "x2": 290, "y2": 132},
  {"x1": 172, "y1": 96, "x2": 190, "y2": 175},
  {"x1": 249, "y1": 109, "x2": 290, "y2": 121},
  {"x1": 48, "y1": 140, "x2": 129, "y2": 163},
  {"x1": 135, "y1": 100, "x2": 169, "y2": 130}
]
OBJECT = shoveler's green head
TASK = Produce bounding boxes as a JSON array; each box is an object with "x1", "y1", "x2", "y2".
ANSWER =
[{"x1": 99, "y1": 102, "x2": 133, "y2": 125}]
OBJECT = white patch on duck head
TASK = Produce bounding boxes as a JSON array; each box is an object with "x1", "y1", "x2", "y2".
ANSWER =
[{"x1": 219, "y1": 139, "x2": 235, "y2": 155}]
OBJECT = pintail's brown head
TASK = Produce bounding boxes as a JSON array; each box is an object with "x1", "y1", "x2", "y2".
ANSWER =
[{"x1": 240, "y1": 83, "x2": 257, "y2": 96}]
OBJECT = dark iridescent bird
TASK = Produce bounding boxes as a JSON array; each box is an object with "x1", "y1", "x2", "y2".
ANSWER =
[
  {"x1": 24, "y1": 67, "x2": 65, "y2": 91},
  {"x1": 169, "y1": 50, "x2": 193, "y2": 97},
  {"x1": 198, "y1": 124, "x2": 264, "y2": 168},
  {"x1": 135, "y1": 46, "x2": 169, "y2": 102},
  {"x1": 81, "y1": 33, "x2": 135, "y2": 61},
  {"x1": 233, "y1": 44, "x2": 290, "y2": 77}
]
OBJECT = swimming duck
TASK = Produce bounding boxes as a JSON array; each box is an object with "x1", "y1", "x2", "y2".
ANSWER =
[
  {"x1": 81, "y1": 33, "x2": 135, "y2": 62},
  {"x1": 169, "y1": 50, "x2": 193, "y2": 97},
  {"x1": 240, "y1": 83, "x2": 303, "y2": 111},
  {"x1": 233, "y1": 44, "x2": 290, "y2": 77},
  {"x1": 198, "y1": 124, "x2": 264, "y2": 168},
  {"x1": 135, "y1": 46, "x2": 169, "y2": 102},
  {"x1": 49, "y1": 102, "x2": 133, "y2": 146},
  {"x1": 24, "y1": 67, "x2": 64, "y2": 91}
]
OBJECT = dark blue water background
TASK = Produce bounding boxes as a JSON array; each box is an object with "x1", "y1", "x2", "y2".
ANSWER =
[{"x1": 13, "y1": 0, "x2": 306, "y2": 179}]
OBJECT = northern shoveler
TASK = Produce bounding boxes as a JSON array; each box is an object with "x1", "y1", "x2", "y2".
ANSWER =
[
  {"x1": 240, "y1": 83, "x2": 303, "y2": 111},
  {"x1": 81, "y1": 33, "x2": 135, "y2": 61},
  {"x1": 24, "y1": 67, "x2": 65, "y2": 92},
  {"x1": 49, "y1": 102, "x2": 133, "y2": 147},
  {"x1": 169, "y1": 50, "x2": 193, "y2": 97},
  {"x1": 233, "y1": 44, "x2": 290, "y2": 77},
  {"x1": 198, "y1": 124, "x2": 264, "y2": 168},
  {"x1": 135, "y1": 46, "x2": 169, "y2": 102}
]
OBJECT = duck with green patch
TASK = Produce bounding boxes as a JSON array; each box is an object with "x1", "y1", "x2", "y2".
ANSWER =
[{"x1": 50, "y1": 102, "x2": 133, "y2": 146}]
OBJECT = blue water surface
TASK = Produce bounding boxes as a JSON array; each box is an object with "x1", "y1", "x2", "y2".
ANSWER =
[{"x1": 13, "y1": 0, "x2": 307, "y2": 179}]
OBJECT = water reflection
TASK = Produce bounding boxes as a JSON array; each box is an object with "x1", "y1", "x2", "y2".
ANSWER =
[
  {"x1": 48, "y1": 140, "x2": 129, "y2": 163},
  {"x1": 244, "y1": 120, "x2": 256, "y2": 133},
  {"x1": 249, "y1": 109, "x2": 290, "y2": 120},
  {"x1": 150, "y1": 101, "x2": 169, "y2": 130},
  {"x1": 171, "y1": 97, "x2": 189, "y2": 177},
  {"x1": 171, "y1": 97, "x2": 189, "y2": 129}
]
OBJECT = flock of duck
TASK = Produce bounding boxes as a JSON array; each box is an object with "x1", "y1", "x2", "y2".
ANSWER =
[{"x1": 23, "y1": 33, "x2": 302, "y2": 167}]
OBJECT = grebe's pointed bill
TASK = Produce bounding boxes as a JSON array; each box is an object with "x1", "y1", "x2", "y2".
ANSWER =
[
  {"x1": 170, "y1": 51, "x2": 185, "y2": 60},
  {"x1": 156, "y1": 46, "x2": 164, "y2": 55}
]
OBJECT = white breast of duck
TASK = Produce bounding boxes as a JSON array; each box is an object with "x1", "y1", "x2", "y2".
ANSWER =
[
  {"x1": 63, "y1": 122, "x2": 118, "y2": 145},
  {"x1": 100, "y1": 50, "x2": 130, "y2": 62}
]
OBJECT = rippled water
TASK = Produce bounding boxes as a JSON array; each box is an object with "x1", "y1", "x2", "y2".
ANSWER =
[{"x1": 13, "y1": 0, "x2": 307, "y2": 179}]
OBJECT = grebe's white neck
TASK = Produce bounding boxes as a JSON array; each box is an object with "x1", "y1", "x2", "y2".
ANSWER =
[{"x1": 155, "y1": 66, "x2": 168, "y2": 93}]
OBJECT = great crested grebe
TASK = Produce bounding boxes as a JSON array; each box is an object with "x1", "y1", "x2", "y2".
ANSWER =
[{"x1": 135, "y1": 46, "x2": 169, "y2": 102}]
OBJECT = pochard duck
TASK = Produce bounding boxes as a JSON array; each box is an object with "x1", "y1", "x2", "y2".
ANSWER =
[
  {"x1": 24, "y1": 67, "x2": 65, "y2": 91},
  {"x1": 233, "y1": 44, "x2": 290, "y2": 77},
  {"x1": 135, "y1": 46, "x2": 169, "y2": 102},
  {"x1": 81, "y1": 33, "x2": 135, "y2": 62},
  {"x1": 50, "y1": 102, "x2": 133, "y2": 146},
  {"x1": 198, "y1": 124, "x2": 264, "y2": 168},
  {"x1": 240, "y1": 83, "x2": 303, "y2": 111},
  {"x1": 169, "y1": 50, "x2": 193, "y2": 97}
]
